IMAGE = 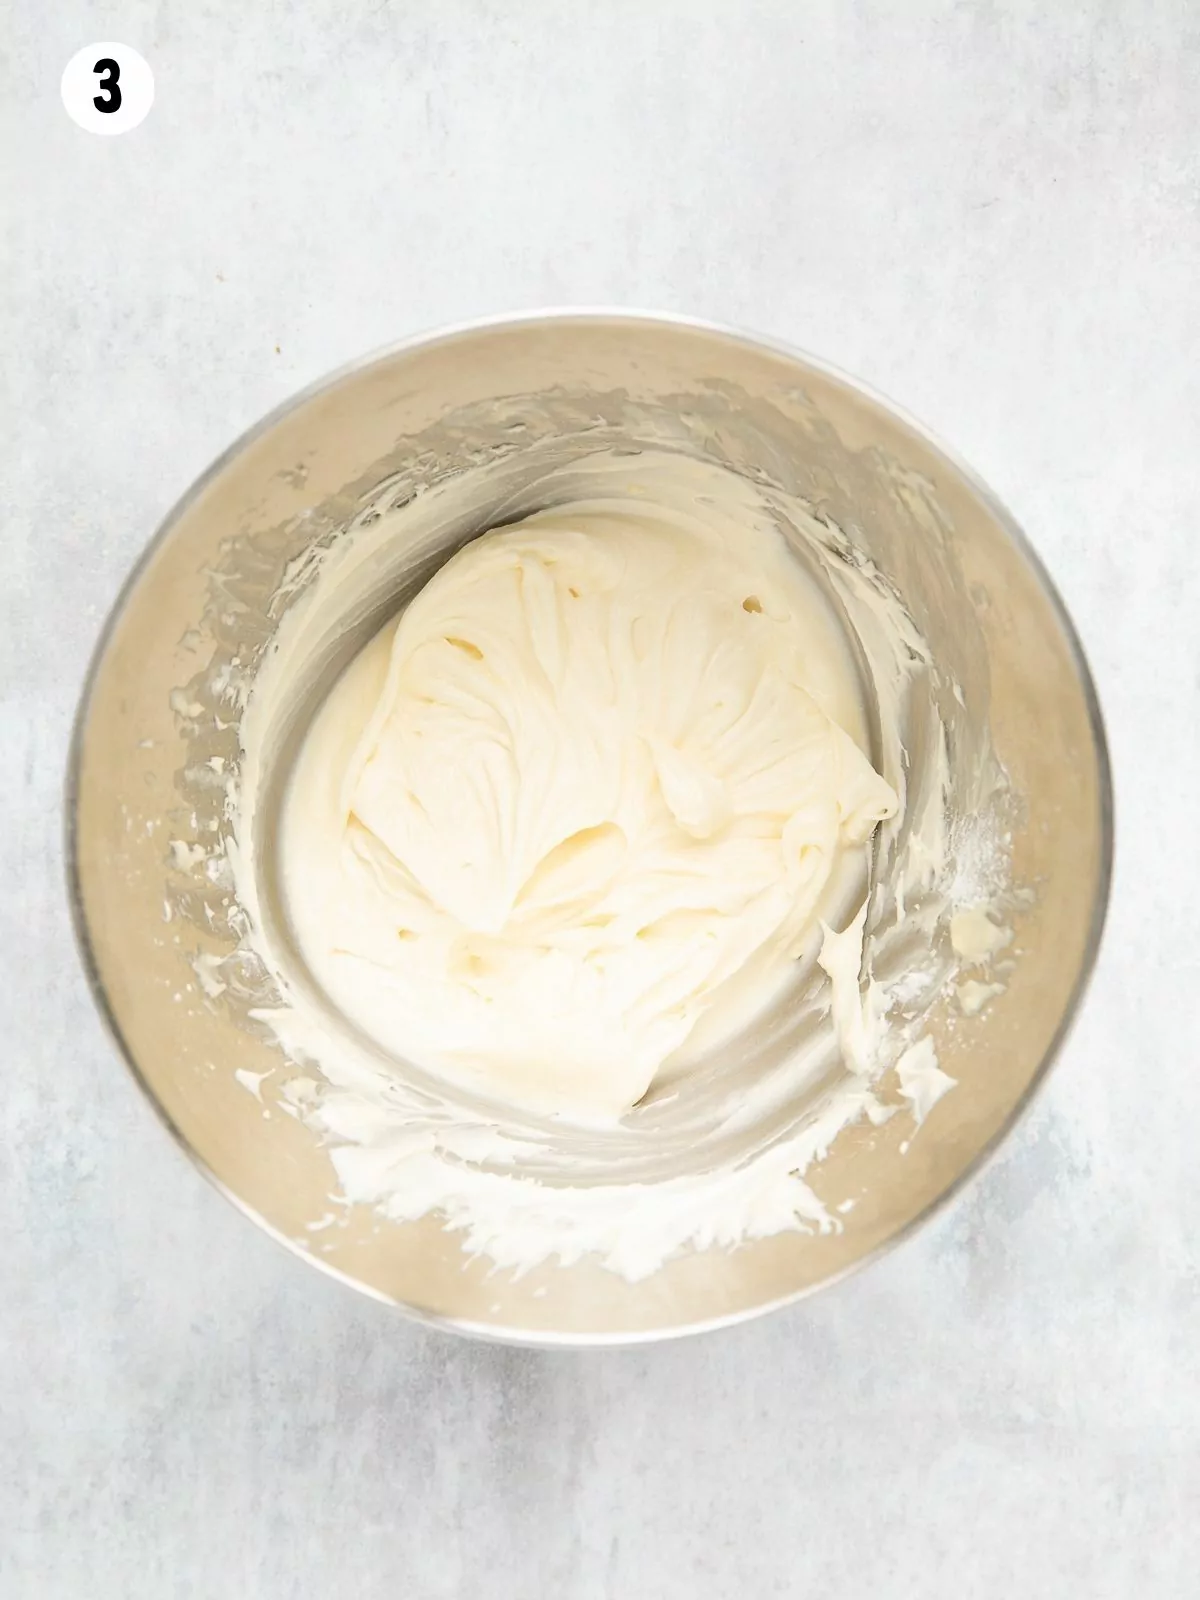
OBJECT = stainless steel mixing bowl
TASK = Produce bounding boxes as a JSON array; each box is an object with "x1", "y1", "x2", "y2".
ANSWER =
[{"x1": 67, "y1": 313, "x2": 1111, "y2": 1343}]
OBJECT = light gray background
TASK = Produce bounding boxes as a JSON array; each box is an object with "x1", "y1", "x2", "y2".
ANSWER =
[{"x1": 3, "y1": 2, "x2": 1196, "y2": 1595}]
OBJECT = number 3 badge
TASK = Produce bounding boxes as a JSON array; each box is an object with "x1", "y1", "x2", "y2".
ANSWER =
[{"x1": 61, "y1": 43, "x2": 154, "y2": 136}]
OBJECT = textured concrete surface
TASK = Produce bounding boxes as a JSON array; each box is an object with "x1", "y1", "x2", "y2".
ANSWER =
[{"x1": 3, "y1": 2, "x2": 1197, "y2": 1595}]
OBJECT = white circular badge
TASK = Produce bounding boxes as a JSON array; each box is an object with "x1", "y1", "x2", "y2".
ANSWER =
[{"x1": 61, "y1": 43, "x2": 154, "y2": 136}]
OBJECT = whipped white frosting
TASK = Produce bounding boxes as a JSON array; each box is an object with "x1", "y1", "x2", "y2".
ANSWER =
[
  {"x1": 279, "y1": 495, "x2": 898, "y2": 1122},
  {"x1": 212, "y1": 448, "x2": 1009, "y2": 1280}
]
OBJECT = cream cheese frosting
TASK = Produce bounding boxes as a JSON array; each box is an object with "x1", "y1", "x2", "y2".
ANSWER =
[
  {"x1": 209, "y1": 446, "x2": 1012, "y2": 1280},
  {"x1": 278, "y1": 495, "x2": 899, "y2": 1122}
]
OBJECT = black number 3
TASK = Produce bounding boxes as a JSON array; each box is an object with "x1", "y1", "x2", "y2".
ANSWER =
[{"x1": 93, "y1": 58, "x2": 122, "y2": 114}]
